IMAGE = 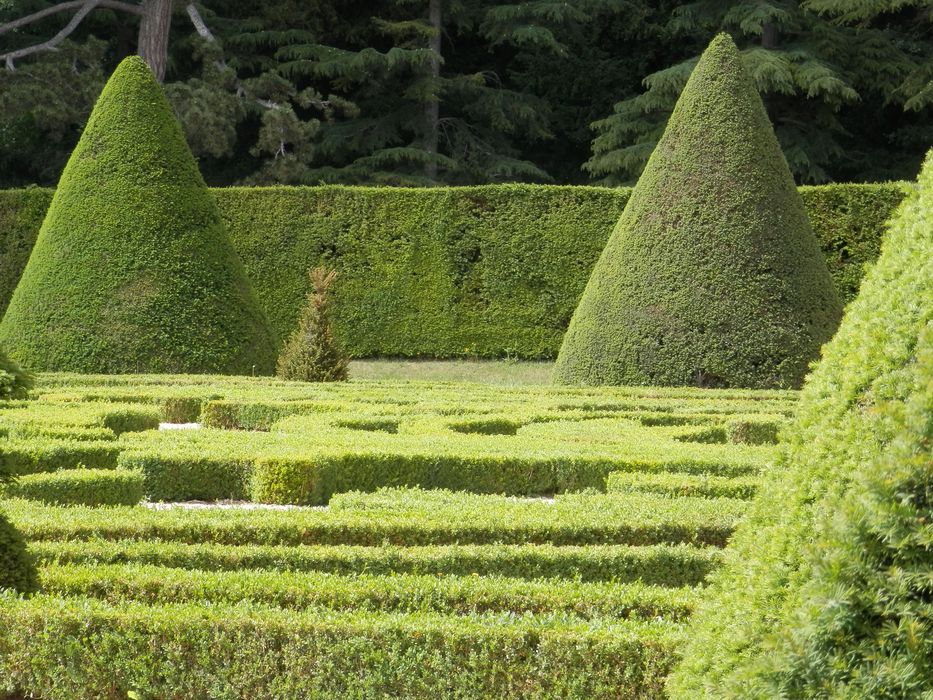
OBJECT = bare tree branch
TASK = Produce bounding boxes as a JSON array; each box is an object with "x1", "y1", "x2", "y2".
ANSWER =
[
  {"x1": 0, "y1": 0, "x2": 143, "y2": 37},
  {"x1": 185, "y1": 2, "x2": 215, "y2": 43},
  {"x1": 1, "y1": 0, "x2": 104, "y2": 69}
]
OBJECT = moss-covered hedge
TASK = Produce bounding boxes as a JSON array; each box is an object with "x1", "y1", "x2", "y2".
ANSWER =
[{"x1": 0, "y1": 182, "x2": 907, "y2": 360}]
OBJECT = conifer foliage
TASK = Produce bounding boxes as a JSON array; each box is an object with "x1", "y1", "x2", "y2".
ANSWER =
[
  {"x1": 277, "y1": 267, "x2": 350, "y2": 383},
  {"x1": 554, "y1": 33, "x2": 841, "y2": 389},
  {"x1": 669, "y1": 151, "x2": 933, "y2": 698},
  {"x1": 0, "y1": 56, "x2": 276, "y2": 374}
]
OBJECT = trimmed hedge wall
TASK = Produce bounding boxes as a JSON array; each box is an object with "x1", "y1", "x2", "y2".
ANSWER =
[{"x1": 0, "y1": 183, "x2": 907, "y2": 359}]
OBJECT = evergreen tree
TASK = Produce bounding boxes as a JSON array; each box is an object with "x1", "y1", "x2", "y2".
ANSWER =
[
  {"x1": 277, "y1": 267, "x2": 349, "y2": 382},
  {"x1": 585, "y1": 1, "x2": 865, "y2": 183}
]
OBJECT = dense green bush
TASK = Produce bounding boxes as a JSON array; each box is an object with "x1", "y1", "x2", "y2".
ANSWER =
[
  {"x1": 669, "y1": 153, "x2": 933, "y2": 697},
  {"x1": 0, "y1": 348, "x2": 32, "y2": 400},
  {"x1": 554, "y1": 35, "x2": 841, "y2": 389},
  {"x1": 33, "y1": 540, "x2": 721, "y2": 586},
  {"x1": 0, "y1": 183, "x2": 905, "y2": 360},
  {"x1": 0, "y1": 57, "x2": 275, "y2": 374},
  {"x1": 2, "y1": 468, "x2": 144, "y2": 506}
]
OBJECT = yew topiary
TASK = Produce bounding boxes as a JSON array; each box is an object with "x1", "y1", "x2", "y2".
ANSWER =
[
  {"x1": 554, "y1": 34, "x2": 841, "y2": 389},
  {"x1": 0, "y1": 56, "x2": 275, "y2": 374},
  {"x1": 669, "y1": 151, "x2": 933, "y2": 698}
]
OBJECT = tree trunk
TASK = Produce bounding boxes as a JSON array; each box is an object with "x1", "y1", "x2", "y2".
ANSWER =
[
  {"x1": 424, "y1": 0, "x2": 441, "y2": 183},
  {"x1": 761, "y1": 21, "x2": 779, "y2": 50},
  {"x1": 138, "y1": 0, "x2": 172, "y2": 81}
]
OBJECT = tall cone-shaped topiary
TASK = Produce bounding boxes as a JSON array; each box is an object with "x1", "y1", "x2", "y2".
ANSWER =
[
  {"x1": 0, "y1": 56, "x2": 275, "y2": 374},
  {"x1": 554, "y1": 33, "x2": 841, "y2": 389},
  {"x1": 668, "y1": 151, "x2": 933, "y2": 698}
]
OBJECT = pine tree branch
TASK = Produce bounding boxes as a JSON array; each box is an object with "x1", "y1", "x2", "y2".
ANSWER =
[
  {"x1": 185, "y1": 3, "x2": 282, "y2": 110},
  {"x1": 0, "y1": 0, "x2": 117, "y2": 70},
  {"x1": 0, "y1": 0, "x2": 143, "y2": 37}
]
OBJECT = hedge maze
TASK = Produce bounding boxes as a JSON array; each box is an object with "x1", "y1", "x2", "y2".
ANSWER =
[
  {"x1": 0, "y1": 372, "x2": 790, "y2": 697},
  {"x1": 0, "y1": 35, "x2": 929, "y2": 700}
]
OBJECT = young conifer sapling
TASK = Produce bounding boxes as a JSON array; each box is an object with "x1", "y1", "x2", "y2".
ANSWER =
[{"x1": 276, "y1": 267, "x2": 350, "y2": 382}]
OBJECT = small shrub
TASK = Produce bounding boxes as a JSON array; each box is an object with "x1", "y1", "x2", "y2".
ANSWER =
[{"x1": 277, "y1": 267, "x2": 350, "y2": 382}]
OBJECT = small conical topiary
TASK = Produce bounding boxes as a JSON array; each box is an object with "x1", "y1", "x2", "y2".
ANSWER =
[
  {"x1": 0, "y1": 56, "x2": 275, "y2": 374},
  {"x1": 554, "y1": 33, "x2": 841, "y2": 389},
  {"x1": 669, "y1": 151, "x2": 933, "y2": 698},
  {"x1": 277, "y1": 267, "x2": 350, "y2": 382},
  {"x1": 0, "y1": 347, "x2": 32, "y2": 400}
]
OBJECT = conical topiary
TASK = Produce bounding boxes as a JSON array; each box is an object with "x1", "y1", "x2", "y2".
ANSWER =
[
  {"x1": 0, "y1": 56, "x2": 275, "y2": 374},
  {"x1": 668, "y1": 151, "x2": 933, "y2": 698},
  {"x1": 554, "y1": 33, "x2": 841, "y2": 389}
]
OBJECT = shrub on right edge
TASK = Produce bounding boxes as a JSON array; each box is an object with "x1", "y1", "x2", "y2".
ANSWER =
[{"x1": 669, "y1": 151, "x2": 933, "y2": 698}]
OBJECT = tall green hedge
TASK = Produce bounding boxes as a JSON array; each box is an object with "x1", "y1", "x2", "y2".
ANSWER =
[
  {"x1": 0, "y1": 57, "x2": 275, "y2": 374},
  {"x1": 554, "y1": 34, "x2": 841, "y2": 389},
  {"x1": 0, "y1": 183, "x2": 907, "y2": 360},
  {"x1": 669, "y1": 152, "x2": 933, "y2": 697}
]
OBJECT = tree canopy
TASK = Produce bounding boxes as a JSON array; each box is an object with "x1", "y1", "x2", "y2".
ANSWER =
[{"x1": 0, "y1": 0, "x2": 929, "y2": 187}]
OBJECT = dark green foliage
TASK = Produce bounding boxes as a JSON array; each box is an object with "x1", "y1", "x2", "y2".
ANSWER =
[
  {"x1": 2, "y1": 469, "x2": 144, "y2": 507},
  {"x1": 0, "y1": 183, "x2": 906, "y2": 359},
  {"x1": 0, "y1": 2, "x2": 929, "y2": 187},
  {"x1": 554, "y1": 34, "x2": 842, "y2": 389},
  {"x1": 585, "y1": 3, "x2": 932, "y2": 185},
  {"x1": 0, "y1": 511, "x2": 39, "y2": 594},
  {"x1": 669, "y1": 152, "x2": 933, "y2": 697},
  {"x1": 277, "y1": 268, "x2": 349, "y2": 382},
  {"x1": 0, "y1": 347, "x2": 32, "y2": 400},
  {"x1": 0, "y1": 56, "x2": 276, "y2": 374}
]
